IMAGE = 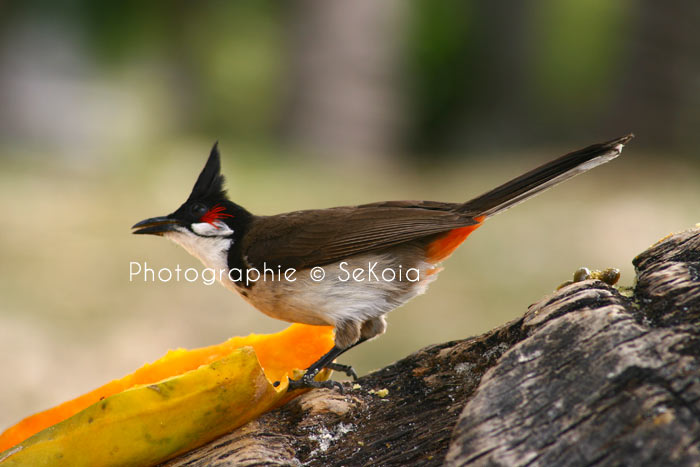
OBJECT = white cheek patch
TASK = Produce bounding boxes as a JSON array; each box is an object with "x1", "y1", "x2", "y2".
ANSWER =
[
  {"x1": 191, "y1": 221, "x2": 234, "y2": 237},
  {"x1": 165, "y1": 227, "x2": 232, "y2": 272}
]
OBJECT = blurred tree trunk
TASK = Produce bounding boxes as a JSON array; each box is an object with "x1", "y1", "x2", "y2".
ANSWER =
[
  {"x1": 606, "y1": 0, "x2": 700, "y2": 152},
  {"x1": 281, "y1": 0, "x2": 404, "y2": 163},
  {"x1": 454, "y1": 1, "x2": 535, "y2": 150}
]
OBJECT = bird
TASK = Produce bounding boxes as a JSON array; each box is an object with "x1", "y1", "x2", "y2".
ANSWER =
[{"x1": 132, "y1": 134, "x2": 633, "y2": 391}]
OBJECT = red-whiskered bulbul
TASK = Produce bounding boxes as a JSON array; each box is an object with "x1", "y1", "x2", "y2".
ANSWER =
[{"x1": 133, "y1": 134, "x2": 633, "y2": 391}]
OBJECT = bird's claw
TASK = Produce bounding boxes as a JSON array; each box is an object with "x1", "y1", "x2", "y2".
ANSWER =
[
  {"x1": 287, "y1": 373, "x2": 345, "y2": 393},
  {"x1": 325, "y1": 362, "x2": 359, "y2": 380}
]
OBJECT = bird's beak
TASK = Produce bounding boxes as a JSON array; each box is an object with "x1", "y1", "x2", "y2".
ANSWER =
[{"x1": 131, "y1": 216, "x2": 180, "y2": 236}]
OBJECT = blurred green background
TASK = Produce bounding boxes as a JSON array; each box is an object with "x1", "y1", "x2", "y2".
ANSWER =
[{"x1": 1, "y1": 1, "x2": 698, "y2": 430}]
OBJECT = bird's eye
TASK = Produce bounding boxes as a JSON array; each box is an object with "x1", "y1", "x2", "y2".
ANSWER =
[{"x1": 191, "y1": 203, "x2": 208, "y2": 217}]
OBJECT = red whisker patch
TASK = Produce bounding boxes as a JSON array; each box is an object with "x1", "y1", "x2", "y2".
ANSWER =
[{"x1": 200, "y1": 204, "x2": 233, "y2": 228}]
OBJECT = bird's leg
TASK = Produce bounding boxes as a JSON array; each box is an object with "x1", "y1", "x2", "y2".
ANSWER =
[
  {"x1": 284, "y1": 336, "x2": 369, "y2": 392},
  {"x1": 284, "y1": 319, "x2": 382, "y2": 392},
  {"x1": 286, "y1": 344, "x2": 349, "y2": 392}
]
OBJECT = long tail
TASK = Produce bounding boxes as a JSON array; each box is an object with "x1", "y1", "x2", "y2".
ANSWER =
[{"x1": 459, "y1": 134, "x2": 633, "y2": 218}]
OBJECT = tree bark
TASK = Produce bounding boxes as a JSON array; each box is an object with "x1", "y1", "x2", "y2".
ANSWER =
[{"x1": 164, "y1": 228, "x2": 700, "y2": 466}]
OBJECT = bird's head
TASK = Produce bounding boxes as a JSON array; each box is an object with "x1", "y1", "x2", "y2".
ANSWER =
[{"x1": 132, "y1": 143, "x2": 249, "y2": 266}]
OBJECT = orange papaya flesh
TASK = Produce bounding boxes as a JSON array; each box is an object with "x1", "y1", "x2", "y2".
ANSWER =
[{"x1": 0, "y1": 323, "x2": 334, "y2": 454}]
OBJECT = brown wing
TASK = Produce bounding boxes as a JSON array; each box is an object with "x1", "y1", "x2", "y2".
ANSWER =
[{"x1": 241, "y1": 201, "x2": 476, "y2": 270}]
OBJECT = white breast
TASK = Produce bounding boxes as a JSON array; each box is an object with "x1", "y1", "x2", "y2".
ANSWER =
[{"x1": 234, "y1": 250, "x2": 439, "y2": 329}]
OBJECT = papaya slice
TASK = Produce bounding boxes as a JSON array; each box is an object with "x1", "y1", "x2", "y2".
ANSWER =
[{"x1": 0, "y1": 324, "x2": 334, "y2": 466}]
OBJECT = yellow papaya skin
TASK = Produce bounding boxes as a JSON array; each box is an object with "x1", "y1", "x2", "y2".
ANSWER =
[
  {"x1": 0, "y1": 323, "x2": 334, "y2": 451},
  {"x1": 0, "y1": 347, "x2": 284, "y2": 467}
]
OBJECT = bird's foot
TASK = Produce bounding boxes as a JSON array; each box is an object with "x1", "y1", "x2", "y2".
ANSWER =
[
  {"x1": 285, "y1": 371, "x2": 345, "y2": 393},
  {"x1": 325, "y1": 362, "x2": 358, "y2": 380}
]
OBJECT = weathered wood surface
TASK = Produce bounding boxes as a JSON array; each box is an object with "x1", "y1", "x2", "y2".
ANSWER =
[{"x1": 164, "y1": 228, "x2": 700, "y2": 467}]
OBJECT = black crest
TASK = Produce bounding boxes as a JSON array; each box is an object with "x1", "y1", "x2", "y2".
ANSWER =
[{"x1": 187, "y1": 142, "x2": 227, "y2": 202}]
